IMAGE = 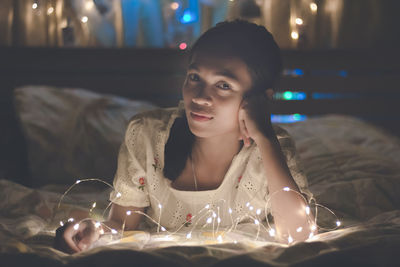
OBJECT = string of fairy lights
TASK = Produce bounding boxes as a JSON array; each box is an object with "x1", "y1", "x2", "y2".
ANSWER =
[
  {"x1": 35, "y1": 3, "x2": 335, "y2": 245},
  {"x1": 55, "y1": 178, "x2": 341, "y2": 247}
]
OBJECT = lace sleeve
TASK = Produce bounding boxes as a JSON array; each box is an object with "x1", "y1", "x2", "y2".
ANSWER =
[{"x1": 109, "y1": 117, "x2": 150, "y2": 208}]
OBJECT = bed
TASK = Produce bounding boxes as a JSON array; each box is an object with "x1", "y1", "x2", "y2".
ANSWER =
[{"x1": 1, "y1": 47, "x2": 400, "y2": 266}]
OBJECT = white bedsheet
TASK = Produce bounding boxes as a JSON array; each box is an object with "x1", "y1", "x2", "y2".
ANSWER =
[{"x1": 1, "y1": 114, "x2": 400, "y2": 266}]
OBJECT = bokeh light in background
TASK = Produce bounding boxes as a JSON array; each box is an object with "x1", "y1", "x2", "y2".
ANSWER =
[
  {"x1": 271, "y1": 114, "x2": 307, "y2": 123},
  {"x1": 1, "y1": 0, "x2": 398, "y2": 49},
  {"x1": 179, "y1": 42, "x2": 187, "y2": 50}
]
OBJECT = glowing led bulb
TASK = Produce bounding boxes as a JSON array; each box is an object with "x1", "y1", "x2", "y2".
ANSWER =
[
  {"x1": 206, "y1": 217, "x2": 212, "y2": 224},
  {"x1": 269, "y1": 228, "x2": 275, "y2": 237},
  {"x1": 212, "y1": 212, "x2": 217, "y2": 218},
  {"x1": 296, "y1": 227, "x2": 303, "y2": 232},
  {"x1": 170, "y1": 2, "x2": 179, "y2": 10},
  {"x1": 256, "y1": 208, "x2": 261, "y2": 215},
  {"x1": 32, "y1": 3, "x2": 38, "y2": 9},
  {"x1": 217, "y1": 235, "x2": 223, "y2": 243},
  {"x1": 246, "y1": 202, "x2": 250, "y2": 207},
  {"x1": 234, "y1": 240, "x2": 237, "y2": 244},
  {"x1": 95, "y1": 222, "x2": 101, "y2": 228},
  {"x1": 81, "y1": 16, "x2": 88, "y2": 23},
  {"x1": 249, "y1": 206, "x2": 254, "y2": 211},
  {"x1": 126, "y1": 210, "x2": 131, "y2": 216},
  {"x1": 205, "y1": 204, "x2": 210, "y2": 209},
  {"x1": 161, "y1": 227, "x2": 166, "y2": 231},
  {"x1": 217, "y1": 217, "x2": 221, "y2": 223},
  {"x1": 158, "y1": 204, "x2": 162, "y2": 209},
  {"x1": 92, "y1": 202, "x2": 96, "y2": 208},
  {"x1": 311, "y1": 224, "x2": 317, "y2": 231},
  {"x1": 111, "y1": 229, "x2": 118, "y2": 234},
  {"x1": 99, "y1": 229, "x2": 105, "y2": 235},
  {"x1": 291, "y1": 31, "x2": 299, "y2": 40},
  {"x1": 68, "y1": 218, "x2": 74, "y2": 222},
  {"x1": 308, "y1": 232, "x2": 314, "y2": 239},
  {"x1": 254, "y1": 219, "x2": 259, "y2": 225},
  {"x1": 76, "y1": 180, "x2": 81, "y2": 184},
  {"x1": 186, "y1": 232, "x2": 192, "y2": 239},
  {"x1": 85, "y1": 1, "x2": 94, "y2": 10},
  {"x1": 295, "y1": 18, "x2": 303, "y2": 25},
  {"x1": 47, "y1": 7, "x2": 54, "y2": 15},
  {"x1": 288, "y1": 235, "x2": 293, "y2": 244},
  {"x1": 116, "y1": 192, "x2": 122, "y2": 198},
  {"x1": 59, "y1": 221, "x2": 64, "y2": 226},
  {"x1": 305, "y1": 206, "x2": 310, "y2": 215},
  {"x1": 228, "y1": 208, "x2": 232, "y2": 214},
  {"x1": 283, "y1": 187, "x2": 290, "y2": 191},
  {"x1": 310, "y1": 3, "x2": 318, "y2": 12},
  {"x1": 73, "y1": 224, "x2": 79, "y2": 230},
  {"x1": 336, "y1": 221, "x2": 341, "y2": 227}
]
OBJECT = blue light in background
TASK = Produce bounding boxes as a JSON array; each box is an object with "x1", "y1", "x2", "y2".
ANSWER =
[
  {"x1": 283, "y1": 68, "x2": 304, "y2": 77},
  {"x1": 312, "y1": 92, "x2": 360, "y2": 99},
  {"x1": 180, "y1": 9, "x2": 196, "y2": 23},
  {"x1": 271, "y1": 114, "x2": 307, "y2": 123},
  {"x1": 310, "y1": 69, "x2": 349, "y2": 77},
  {"x1": 274, "y1": 91, "x2": 307, "y2": 100},
  {"x1": 339, "y1": 70, "x2": 348, "y2": 77},
  {"x1": 294, "y1": 68, "x2": 304, "y2": 76}
]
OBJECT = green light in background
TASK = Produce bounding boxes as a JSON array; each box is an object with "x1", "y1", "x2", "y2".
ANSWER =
[
  {"x1": 293, "y1": 113, "x2": 301, "y2": 120},
  {"x1": 283, "y1": 91, "x2": 293, "y2": 100}
]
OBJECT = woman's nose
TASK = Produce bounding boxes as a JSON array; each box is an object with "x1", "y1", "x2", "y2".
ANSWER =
[{"x1": 192, "y1": 87, "x2": 212, "y2": 106}]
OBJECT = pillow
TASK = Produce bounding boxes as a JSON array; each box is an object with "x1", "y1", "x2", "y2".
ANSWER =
[{"x1": 14, "y1": 85, "x2": 158, "y2": 186}]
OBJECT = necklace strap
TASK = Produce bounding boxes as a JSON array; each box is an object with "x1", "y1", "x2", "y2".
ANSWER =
[{"x1": 190, "y1": 155, "x2": 198, "y2": 191}]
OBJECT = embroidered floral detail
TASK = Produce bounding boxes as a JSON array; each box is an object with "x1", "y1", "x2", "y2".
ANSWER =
[
  {"x1": 235, "y1": 175, "x2": 243, "y2": 189},
  {"x1": 138, "y1": 177, "x2": 145, "y2": 191},
  {"x1": 185, "y1": 213, "x2": 192, "y2": 227},
  {"x1": 152, "y1": 157, "x2": 159, "y2": 172}
]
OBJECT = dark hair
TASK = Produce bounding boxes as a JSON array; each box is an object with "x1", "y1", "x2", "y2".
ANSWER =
[
  {"x1": 189, "y1": 19, "x2": 282, "y2": 95},
  {"x1": 163, "y1": 19, "x2": 282, "y2": 181}
]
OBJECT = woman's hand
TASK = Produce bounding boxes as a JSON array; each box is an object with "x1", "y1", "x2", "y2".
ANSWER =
[
  {"x1": 238, "y1": 89, "x2": 275, "y2": 146},
  {"x1": 54, "y1": 219, "x2": 101, "y2": 254}
]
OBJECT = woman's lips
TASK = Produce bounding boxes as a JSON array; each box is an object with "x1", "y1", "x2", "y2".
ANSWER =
[{"x1": 190, "y1": 112, "x2": 213, "y2": 122}]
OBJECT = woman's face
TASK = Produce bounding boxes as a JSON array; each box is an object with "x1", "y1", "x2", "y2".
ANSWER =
[{"x1": 182, "y1": 51, "x2": 253, "y2": 139}]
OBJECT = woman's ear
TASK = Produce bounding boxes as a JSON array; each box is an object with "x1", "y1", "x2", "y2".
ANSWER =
[{"x1": 265, "y1": 88, "x2": 274, "y2": 100}]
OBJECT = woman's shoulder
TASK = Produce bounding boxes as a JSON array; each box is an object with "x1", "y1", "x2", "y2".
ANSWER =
[{"x1": 126, "y1": 104, "x2": 183, "y2": 133}]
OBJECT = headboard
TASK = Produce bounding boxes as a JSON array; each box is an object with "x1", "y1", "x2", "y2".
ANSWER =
[{"x1": 1, "y1": 47, "x2": 399, "y2": 184}]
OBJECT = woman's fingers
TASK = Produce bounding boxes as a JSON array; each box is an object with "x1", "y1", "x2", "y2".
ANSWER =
[
  {"x1": 77, "y1": 221, "x2": 101, "y2": 250},
  {"x1": 62, "y1": 220, "x2": 99, "y2": 253},
  {"x1": 62, "y1": 223, "x2": 82, "y2": 253},
  {"x1": 55, "y1": 220, "x2": 102, "y2": 254}
]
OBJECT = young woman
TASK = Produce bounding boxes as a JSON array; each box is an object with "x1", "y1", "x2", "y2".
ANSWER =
[{"x1": 55, "y1": 20, "x2": 314, "y2": 254}]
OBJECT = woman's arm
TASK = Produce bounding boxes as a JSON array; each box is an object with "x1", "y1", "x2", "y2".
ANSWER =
[
  {"x1": 105, "y1": 203, "x2": 145, "y2": 231},
  {"x1": 238, "y1": 92, "x2": 315, "y2": 243},
  {"x1": 255, "y1": 136, "x2": 314, "y2": 243}
]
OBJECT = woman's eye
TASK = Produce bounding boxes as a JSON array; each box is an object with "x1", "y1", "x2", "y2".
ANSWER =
[
  {"x1": 217, "y1": 82, "x2": 231, "y2": 90},
  {"x1": 188, "y1": 73, "x2": 199, "y2": 81}
]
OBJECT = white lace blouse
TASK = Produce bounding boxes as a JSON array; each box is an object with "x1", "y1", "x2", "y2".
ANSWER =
[{"x1": 109, "y1": 101, "x2": 312, "y2": 231}]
